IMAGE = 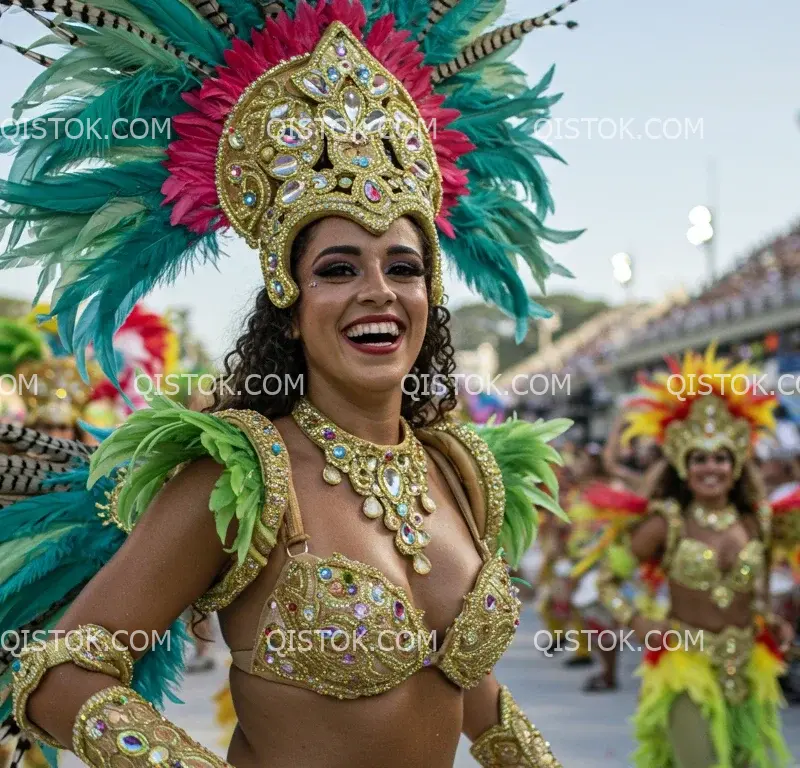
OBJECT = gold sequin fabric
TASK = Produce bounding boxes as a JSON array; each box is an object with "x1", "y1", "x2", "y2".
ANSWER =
[
  {"x1": 194, "y1": 410, "x2": 290, "y2": 613},
  {"x1": 669, "y1": 621, "x2": 756, "y2": 704},
  {"x1": 216, "y1": 21, "x2": 443, "y2": 309},
  {"x1": 242, "y1": 550, "x2": 520, "y2": 698},
  {"x1": 470, "y1": 685, "x2": 562, "y2": 767},
  {"x1": 669, "y1": 537, "x2": 764, "y2": 610},
  {"x1": 73, "y1": 686, "x2": 230, "y2": 768}
]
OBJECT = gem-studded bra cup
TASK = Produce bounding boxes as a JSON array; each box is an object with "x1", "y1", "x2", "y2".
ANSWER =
[
  {"x1": 669, "y1": 537, "x2": 765, "y2": 592},
  {"x1": 230, "y1": 547, "x2": 519, "y2": 697}
]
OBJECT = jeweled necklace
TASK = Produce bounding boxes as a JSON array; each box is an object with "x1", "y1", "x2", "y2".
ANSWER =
[
  {"x1": 292, "y1": 398, "x2": 437, "y2": 575},
  {"x1": 691, "y1": 504, "x2": 739, "y2": 532}
]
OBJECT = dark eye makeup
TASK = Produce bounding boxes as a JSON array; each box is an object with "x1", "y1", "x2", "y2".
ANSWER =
[{"x1": 312, "y1": 258, "x2": 426, "y2": 279}]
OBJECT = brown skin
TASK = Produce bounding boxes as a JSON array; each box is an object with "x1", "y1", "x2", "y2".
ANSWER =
[
  {"x1": 26, "y1": 217, "x2": 504, "y2": 768},
  {"x1": 628, "y1": 449, "x2": 794, "y2": 652}
]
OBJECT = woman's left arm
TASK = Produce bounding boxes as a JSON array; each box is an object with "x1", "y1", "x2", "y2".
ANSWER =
[{"x1": 463, "y1": 674, "x2": 562, "y2": 767}]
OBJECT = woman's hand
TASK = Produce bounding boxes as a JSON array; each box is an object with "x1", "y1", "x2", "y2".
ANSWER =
[
  {"x1": 768, "y1": 614, "x2": 795, "y2": 655},
  {"x1": 630, "y1": 615, "x2": 668, "y2": 646}
]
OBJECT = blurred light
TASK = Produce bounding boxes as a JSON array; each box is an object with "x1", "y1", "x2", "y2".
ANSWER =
[
  {"x1": 611, "y1": 252, "x2": 633, "y2": 285},
  {"x1": 688, "y1": 205, "x2": 712, "y2": 226},
  {"x1": 687, "y1": 222, "x2": 714, "y2": 246}
]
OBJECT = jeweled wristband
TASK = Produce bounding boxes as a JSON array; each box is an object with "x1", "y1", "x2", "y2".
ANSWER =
[
  {"x1": 12, "y1": 624, "x2": 134, "y2": 748},
  {"x1": 73, "y1": 686, "x2": 232, "y2": 768}
]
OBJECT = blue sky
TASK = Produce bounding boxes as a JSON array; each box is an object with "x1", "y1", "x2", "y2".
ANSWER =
[{"x1": 1, "y1": 0, "x2": 799, "y2": 359}]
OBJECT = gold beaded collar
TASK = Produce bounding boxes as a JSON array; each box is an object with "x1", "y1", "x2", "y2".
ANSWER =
[{"x1": 291, "y1": 398, "x2": 437, "y2": 574}]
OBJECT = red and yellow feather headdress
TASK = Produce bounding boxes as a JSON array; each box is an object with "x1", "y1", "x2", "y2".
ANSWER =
[{"x1": 623, "y1": 344, "x2": 777, "y2": 479}]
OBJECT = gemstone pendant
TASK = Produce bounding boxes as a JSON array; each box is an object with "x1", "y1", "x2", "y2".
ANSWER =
[
  {"x1": 420, "y1": 493, "x2": 436, "y2": 513},
  {"x1": 363, "y1": 496, "x2": 383, "y2": 519},
  {"x1": 383, "y1": 466, "x2": 402, "y2": 497},
  {"x1": 323, "y1": 465, "x2": 342, "y2": 485},
  {"x1": 413, "y1": 553, "x2": 432, "y2": 575},
  {"x1": 384, "y1": 511, "x2": 402, "y2": 531}
]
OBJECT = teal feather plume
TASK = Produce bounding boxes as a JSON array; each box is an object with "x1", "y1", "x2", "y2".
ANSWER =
[
  {"x1": 126, "y1": 0, "x2": 230, "y2": 64},
  {"x1": 217, "y1": 0, "x2": 263, "y2": 38},
  {"x1": 423, "y1": 0, "x2": 505, "y2": 63},
  {"x1": 475, "y1": 416, "x2": 572, "y2": 567}
]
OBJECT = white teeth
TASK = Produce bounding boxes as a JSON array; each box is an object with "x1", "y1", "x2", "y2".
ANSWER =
[{"x1": 345, "y1": 321, "x2": 401, "y2": 340}]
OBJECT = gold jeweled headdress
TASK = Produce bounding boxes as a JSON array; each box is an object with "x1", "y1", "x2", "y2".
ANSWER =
[
  {"x1": 623, "y1": 345, "x2": 777, "y2": 479},
  {"x1": 216, "y1": 22, "x2": 443, "y2": 309}
]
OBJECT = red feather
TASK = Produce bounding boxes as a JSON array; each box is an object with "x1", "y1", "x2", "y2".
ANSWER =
[{"x1": 583, "y1": 483, "x2": 648, "y2": 516}]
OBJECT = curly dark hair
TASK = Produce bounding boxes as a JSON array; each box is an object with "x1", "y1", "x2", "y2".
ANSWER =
[
  {"x1": 210, "y1": 218, "x2": 457, "y2": 427},
  {"x1": 645, "y1": 451, "x2": 765, "y2": 519}
]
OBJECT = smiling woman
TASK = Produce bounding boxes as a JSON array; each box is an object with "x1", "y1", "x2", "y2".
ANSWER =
[
  {"x1": 0, "y1": 1, "x2": 583, "y2": 767},
  {"x1": 580, "y1": 346, "x2": 798, "y2": 768}
]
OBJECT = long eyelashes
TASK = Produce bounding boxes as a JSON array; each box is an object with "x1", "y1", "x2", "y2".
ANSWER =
[{"x1": 313, "y1": 260, "x2": 425, "y2": 278}]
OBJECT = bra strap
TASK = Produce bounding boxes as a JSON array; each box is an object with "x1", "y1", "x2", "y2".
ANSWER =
[
  {"x1": 426, "y1": 445, "x2": 489, "y2": 558},
  {"x1": 282, "y1": 467, "x2": 310, "y2": 553}
]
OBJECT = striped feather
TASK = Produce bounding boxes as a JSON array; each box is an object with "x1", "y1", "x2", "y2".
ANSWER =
[
  {"x1": 0, "y1": 0, "x2": 214, "y2": 75},
  {"x1": 0, "y1": 38, "x2": 54, "y2": 66},
  {"x1": 22, "y1": 8, "x2": 83, "y2": 46},
  {"x1": 185, "y1": 0, "x2": 236, "y2": 35},
  {"x1": 433, "y1": 0, "x2": 580, "y2": 82}
]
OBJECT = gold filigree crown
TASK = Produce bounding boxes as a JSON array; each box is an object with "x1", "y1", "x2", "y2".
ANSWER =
[
  {"x1": 216, "y1": 22, "x2": 444, "y2": 308},
  {"x1": 663, "y1": 396, "x2": 751, "y2": 480}
]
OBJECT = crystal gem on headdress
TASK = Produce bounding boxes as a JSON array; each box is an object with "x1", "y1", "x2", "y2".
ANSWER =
[
  {"x1": 338, "y1": 177, "x2": 353, "y2": 188},
  {"x1": 267, "y1": 253, "x2": 278, "y2": 272},
  {"x1": 272, "y1": 280, "x2": 284, "y2": 297},
  {"x1": 302, "y1": 72, "x2": 330, "y2": 98},
  {"x1": 272, "y1": 155, "x2": 298, "y2": 177},
  {"x1": 406, "y1": 133, "x2": 422, "y2": 152},
  {"x1": 318, "y1": 567, "x2": 333, "y2": 581},
  {"x1": 279, "y1": 125, "x2": 306, "y2": 148},
  {"x1": 335, "y1": 41, "x2": 347, "y2": 57},
  {"x1": 229, "y1": 165, "x2": 243, "y2": 182},
  {"x1": 327, "y1": 66, "x2": 340, "y2": 82},
  {"x1": 312, "y1": 173, "x2": 328, "y2": 190},
  {"x1": 421, "y1": 494, "x2": 436, "y2": 513},
  {"x1": 270, "y1": 103, "x2": 290, "y2": 119},
  {"x1": 281, "y1": 180, "x2": 305, "y2": 204},
  {"x1": 396, "y1": 502, "x2": 408, "y2": 517},
  {"x1": 411, "y1": 160, "x2": 432, "y2": 180},
  {"x1": 383, "y1": 466, "x2": 401, "y2": 497},
  {"x1": 356, "y1": 65, "x2": 370, "y2": 82},
  {"x1": 243, "y1": 192, "x2": 257, "y2": 207},
  {"x1": 228, "y1": 129, "x2": 245, "y2": 150},
  {"x1": 322, "y1": 427, "x2": 336, "y2": 440},
  {"x1": 323, "y1": 109, "x2": 347, "y2": 134},
  {"x1": 401, "y1": 524, "x2": 416, "y2": 545},
  {"x1": 370, "y1": 75, "x2": 389, "y2": 96},
  {"x1": 323, "y1": 464, "x2": 342, "y2": 484},
  {"x1": 364, "y1": 110, "x2": 386, "y2": 134},
  {"x1": 365, "y1": 180, "x2": 382, "y2": 202},
  {"x1": 333, "y1": 445, "x2": 347, "y2": 459}
]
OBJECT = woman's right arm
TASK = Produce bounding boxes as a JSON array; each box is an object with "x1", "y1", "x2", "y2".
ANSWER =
[{"x1": 18, "y1": 457, "x2": 233, "y2": 761}]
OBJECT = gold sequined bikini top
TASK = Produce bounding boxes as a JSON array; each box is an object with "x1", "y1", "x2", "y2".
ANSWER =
[
  {"x1": 227, "y1": 417, "x2": 521, "y2": 699},
  {"x1": 653, "y1": 500, "x2": 768, "y2": 610}
]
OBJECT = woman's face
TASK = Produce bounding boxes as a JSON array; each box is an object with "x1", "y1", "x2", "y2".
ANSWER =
[
  {"x1": 294, "y1": 216, "x2": 429, "y2": 397},
  {"x1": 686, "y1": 448, "x2": 735, "y2": 503}
]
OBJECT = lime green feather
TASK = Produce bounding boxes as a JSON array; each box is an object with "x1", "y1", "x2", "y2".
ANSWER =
[
  {"x1": 88, "y1": 394, "x2": 265, "y2": 564},
  {"x1": 475, "y1": 416, "x2": 572, "y2": 567},
  {"x1": 0, "y1": 317, "x2": 45, "y2": 375}
]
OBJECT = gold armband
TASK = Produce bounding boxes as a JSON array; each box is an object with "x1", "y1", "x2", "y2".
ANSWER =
[
  {"x1": 470, "y1": 686, "x2": 561, "y2": 767},
  {"x1": 12, "y1": 624, "x2": 134, "y2": 748},
  {"x1": 73, "y1": 686, "x2": 231, "y2": 768},
  {"x1": 596, "y1": 566, "x2": 636, "y2": 626}
]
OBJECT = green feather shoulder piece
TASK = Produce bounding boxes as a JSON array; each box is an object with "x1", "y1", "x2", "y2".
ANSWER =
[
  {"x1": 417, "y1": 415, "x2": 571, "y2": 568},
  {"x1": 88, "y1": 394, "x2": 290, "y2": 611}
]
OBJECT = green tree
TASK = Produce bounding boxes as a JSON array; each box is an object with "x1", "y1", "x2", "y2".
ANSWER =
[{"x1": 449, "y1": 293, "x2": 609, "y2": 372}]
